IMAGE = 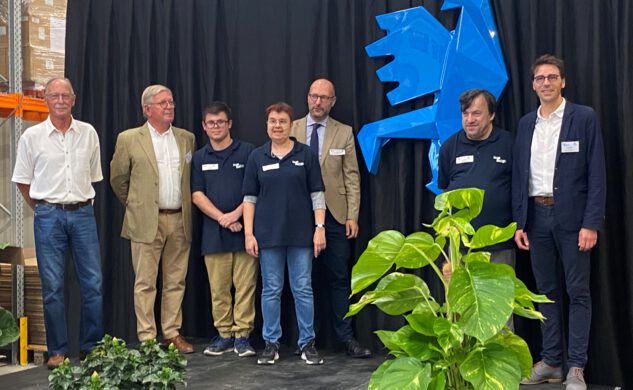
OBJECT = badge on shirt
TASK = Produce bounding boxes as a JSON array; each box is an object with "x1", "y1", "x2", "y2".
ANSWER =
[
  {"x1": 493, "y1": 156, "x2": 507, "y2": 164},
  {"x1": 202, "y1": 163, "x2": 219, "y2": 171},
  {"x1": 185, "y1": 151, "x2": 192, "y2": 163},
  {"x1": 292, "y1": 160, "x2": 305, "y2": 166},
  {"x1": 233, "y1": 163, "x2": 245, "y2": 169},
  {"x1": 561, "y1": 141, "x2": 580, "y2": 153},
  {"x1": 456, "y1": 155, "x2": 474, "y2": 164},
  {"x1": 329, "y1": 149, "x2": 346, "y2": 156},
  {"x1": 262, "y1": 163, "x2": 280, "y2": 171}
]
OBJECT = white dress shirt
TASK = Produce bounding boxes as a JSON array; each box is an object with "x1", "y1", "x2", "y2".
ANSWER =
[
  {"x1": 147, "y1": 122, "x2": 182, "y2": 209},
  {"x1": 12, "y1": 117, "x2": 103, "y2": 203},
  {"x1": 529, "y1": 99, "x2": 567, "y2": 197}
]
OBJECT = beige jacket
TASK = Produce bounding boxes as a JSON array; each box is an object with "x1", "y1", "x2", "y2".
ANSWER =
[
  {"x1": 291, "y1": 116, "x2": 360, "y2": 224},
  {"x1": 110, "y1": 123, "x2": 195, "y2": 243}
]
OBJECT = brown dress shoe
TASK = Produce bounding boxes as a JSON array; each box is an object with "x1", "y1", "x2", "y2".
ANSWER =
[
  {"x1": 164, "y1": 335, "x2": 194, "y2": 354},
  {"x1": 47, "y1": 354, "x2": 65, "y2": 369}
]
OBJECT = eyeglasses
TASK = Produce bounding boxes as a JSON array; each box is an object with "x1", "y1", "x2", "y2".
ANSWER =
[
  {"x1": 45, "y1": 93, "x2": 75, "y2": 101},
  {"x1": 533, "y1": 74, "x2": 561, "y2": 84},
  {"x1": 267, "y1": 119, "x2": 289, "y2": 126},
  {"x1": 148, "y1": 100, "x2": 176, "y2": 108},
  {"x1": 205, "y1": 119, "x2": 229, "y2": 128},
  {"x1": 308, "y1": 93, "x2": 334, "y2": 102}
]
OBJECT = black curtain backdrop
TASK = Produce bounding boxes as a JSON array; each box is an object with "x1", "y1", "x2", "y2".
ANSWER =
[{"x1": 61, "y1": 0, "x2": 632, "y2": 387}]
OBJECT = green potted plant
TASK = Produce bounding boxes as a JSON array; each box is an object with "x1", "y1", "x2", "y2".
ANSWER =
[
  {"x1": 48, "y1": 335, "x2": 187, "y2": 389},
  {"x1": 347, "y1": 188, "x2": 550, "y2": 389}
]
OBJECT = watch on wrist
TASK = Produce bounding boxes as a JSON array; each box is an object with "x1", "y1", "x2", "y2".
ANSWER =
[{"x1": 315, "y1": 223, "x2": 325, "y2": 229}]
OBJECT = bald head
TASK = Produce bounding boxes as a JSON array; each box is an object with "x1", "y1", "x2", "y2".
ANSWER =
[{"x1": 307, "y1": 79, "x2": 336, "y2": 121}]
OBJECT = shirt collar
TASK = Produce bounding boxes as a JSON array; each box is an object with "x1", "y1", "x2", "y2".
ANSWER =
[
  {"x1": 537, "y1": 98, "x2": 566, "y2": 121},
  {"x1": 147, "y1": 121, "x2": 173, "y2": 136},
  {"x1": 307, "y1": 114, "x2": 328, "y2": 128},
  {"x1": 46, "y1": 116, "x2": 79, "y2": 136}
]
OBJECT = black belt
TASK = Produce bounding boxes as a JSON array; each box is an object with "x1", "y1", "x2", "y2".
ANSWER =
[
  {"x1": 159, "y1": 208, "x2": 182, "y2": 214},
  {"x1": 37, "y1": 200, "x2": 92, "y2": 211},
  {"x1": 531, "y1": 196, "x2": 554, "y2": 206}
]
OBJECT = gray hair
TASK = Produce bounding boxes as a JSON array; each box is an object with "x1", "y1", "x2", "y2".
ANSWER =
[
  {"x1": 45, "y1": 78, "x2": 75, "y2": 95},
  {"x1": 141, "y1": 84, "x2": 172, "y2": 108}
]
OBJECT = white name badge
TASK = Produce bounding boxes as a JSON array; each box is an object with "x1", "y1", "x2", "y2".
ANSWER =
[
  {"x1": 202, "y1": 163, "x2": 219, "y2": 171},
  {"x1": 233, "y1": 163, "x2": 245, "y2": 169},
  {"x1": 262, "y1": 163, "x2": 280, "y2": 171},
  {"x1": 561, "y1": 141, "x2": 580, "y2": 153},
  {"x1": 329, "y1": 148, "x2": 346, "y2": 156},
  {"x1": 292, "y1": 160, "x2": 305, "y2": 166},
  {"x1": 493, "y1": 156, "x2": 507, "y2": 164},
  {"x1": 456, "y1": 155, "x2": 474, "y2": 164}
]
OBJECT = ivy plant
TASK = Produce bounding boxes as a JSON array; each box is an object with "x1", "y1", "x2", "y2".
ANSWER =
[
  {"x1": 0, "y1": 307, "x2": 20, "y2": 348},
  {"x1": 48, "y1": 335, "x2": 187, "y2": 390},
  {"x1": 347, "y1": 188, "x2": 550, "y2": 390}
]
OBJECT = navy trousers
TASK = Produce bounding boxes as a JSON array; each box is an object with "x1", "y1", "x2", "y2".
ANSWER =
[{"x1": 526, "y1": 201, "x2": 592, "y2": 368}]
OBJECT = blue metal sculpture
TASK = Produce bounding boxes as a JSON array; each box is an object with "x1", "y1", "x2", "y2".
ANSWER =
[{"x1": 359, "y1": 0, "x2": 507, "y2": 193}]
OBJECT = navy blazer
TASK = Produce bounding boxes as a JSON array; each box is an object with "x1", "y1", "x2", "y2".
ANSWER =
[{"x1": 512, "y1": 101, "x2": 606, "y2": 232}]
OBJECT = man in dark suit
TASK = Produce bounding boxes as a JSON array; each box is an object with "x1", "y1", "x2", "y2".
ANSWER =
[
  {"x1": 291, "y1": 79, "x2": 371, "y2": 358},
  {"x1": 513, "y1": 55, "x2": 605, "y2": 390}
]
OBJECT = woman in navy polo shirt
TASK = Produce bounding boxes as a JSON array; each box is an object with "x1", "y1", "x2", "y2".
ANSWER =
[{"x1": 242, "y1": 102, "x2": 326, "y2": 366}]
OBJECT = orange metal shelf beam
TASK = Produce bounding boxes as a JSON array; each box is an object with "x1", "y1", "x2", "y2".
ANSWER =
[{"x1": 0, "y1": 93, "x2": 48, "y2": 122}]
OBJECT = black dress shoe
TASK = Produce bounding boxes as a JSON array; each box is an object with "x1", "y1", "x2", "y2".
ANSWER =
[{"x1": 346, "y1": 339, "x2": 372, "y2": 358}]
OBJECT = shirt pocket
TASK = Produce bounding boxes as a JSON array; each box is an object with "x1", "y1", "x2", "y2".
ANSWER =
[{"x1": 74, "y1": 148, "x2": 92, "y2": 173}]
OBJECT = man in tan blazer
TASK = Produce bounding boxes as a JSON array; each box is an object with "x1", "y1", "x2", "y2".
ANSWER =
[
  {"x1": 110, "y1": 84, "x2": 195, "y2": 353},
  {"x1": 290, "y1": 78, "x2": 370, "y2": 358}
]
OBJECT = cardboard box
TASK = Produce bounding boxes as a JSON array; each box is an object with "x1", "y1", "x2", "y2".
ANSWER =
[
  {"x1": 0, "y1": 246, "x2": 36, "y2": 265},
  {"x1": 22, "y1": 46, "x2": 64, "y2": 84}
]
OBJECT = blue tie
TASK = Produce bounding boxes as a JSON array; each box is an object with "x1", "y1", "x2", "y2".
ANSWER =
[{"x1": 310, "y1": 123, "x2": 320, "y2": 157}]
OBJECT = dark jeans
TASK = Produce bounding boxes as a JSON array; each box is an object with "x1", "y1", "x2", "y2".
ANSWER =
[
  {"x1": 33, "y1": 203, "x2": 104, "y2": 355},
  {"x1": 314, "y1": 211, "x2": 354, "y2": 343},
  {"x1": 526, "y1": 201, "x2": 591, "y2": 368}
]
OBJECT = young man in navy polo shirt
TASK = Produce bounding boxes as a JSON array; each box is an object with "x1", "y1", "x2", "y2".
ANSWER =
[
  {"x1": 438, "y1": 89, "x2": 515, "y2": 270},
  {"x1": 191, "y1": 102, "x2": 257, "y2": 357}
]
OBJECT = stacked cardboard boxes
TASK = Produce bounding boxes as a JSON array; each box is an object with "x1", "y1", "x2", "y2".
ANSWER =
[
  {"x1": 0, "y1": 248, "x2": 45, "y2": 348},
  {"x1": 0, "y1": 0, "x2": 67, "y2": 95}
]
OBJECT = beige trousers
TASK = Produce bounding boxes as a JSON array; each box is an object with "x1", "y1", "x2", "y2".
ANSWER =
[
  {"x1": 204, "y1": 251, "x2": 258, "y2": 338},
  {"x1": 131, "y1": 212, "x2": 190, "y2": 341}
]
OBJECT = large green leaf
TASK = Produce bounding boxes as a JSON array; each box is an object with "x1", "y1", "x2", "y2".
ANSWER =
[
  {"x1": 0, "y1": 308, "x2": 19, "y2": 347},
  {"x1": 375, "y1": 330, "x2": 404, "y2": 354},
  {"x1": 351, "y1": 230, "x2": 404, "y2": 294},
  {"x1": 460, "y1": 343, "x2": 522, "y2": 390},
  {"x1": 448, "y1": 262, "x2": 515, "y2": 342},
  {"x1": 470, "y1": 223, "x2": 517, "y2": 249},
  {"x1": 378, "y1": 357, "x2": 432, "y2": 390},
  {"x1": 368, "y1": 359, "x2": 396, "y2": 390},
  {"x1": 514, "y1": 277, "x2": 552, "y2": 307},
  {"x1": 395, "y1": 325, "x2": 441, "y2": 361},
  {"x1": 433, "y1": 317, "x2": 464, "y2": 353},
  {"x1": 487, "y1": 332, "x2": 533, "y2": 379},
  {"x1": 428, "y1": 371, "x2": 447, "y2": 390},
  {"x1": 405, "y1": 312, "x2": 437, "y2": 337},
  {"x1": 463, "y1": 251, "x2": 490, "y2": 264},
  {"x1": 374, "y1": 273, "x2": 432, "y2": 315},
  {"x1": 395, "y1": 232, "x2": 442, "y2": 269},
  {"x1": 346, "y1": 290, "x2": 391, "y2": 317},
  {"x1": 434, "y1": 188, "x2": 484, "y2": 220}
]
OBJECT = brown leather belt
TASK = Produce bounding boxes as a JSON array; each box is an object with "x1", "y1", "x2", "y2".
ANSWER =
[
  {"x1": 159, "y1": 208, "x2": 182, "y2": 214},
  {"x1": 37, "y1": 200, "x2": 92, "y2": 211},
  {"x1": 531, "y1": 196, "x2": 554, "y2": 206}
]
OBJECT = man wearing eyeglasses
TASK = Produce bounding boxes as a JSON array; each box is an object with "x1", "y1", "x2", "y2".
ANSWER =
[
  {"x1": 12, "y1": 77, "x2": 104, "y2": 369},
  {"x1": 191, "y1": 102, "x2": 257, "y2": 358},
  {"x1": 110, "y1": 84, "x2": 196, "y2": 354},
  {"x1": 290, "y1": 79, "x2": 371, "y2": 358},
  {"x1": 513, "y1": 55, "x2": 605, "y2": 390}
]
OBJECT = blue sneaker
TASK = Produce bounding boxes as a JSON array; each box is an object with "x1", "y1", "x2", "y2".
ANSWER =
[
  {"x1": 203, "y1": 336, "x2": 234, "y2": 356},
  {"x1": 234, "y1": 337, "x2": 256, "y2": 357}
]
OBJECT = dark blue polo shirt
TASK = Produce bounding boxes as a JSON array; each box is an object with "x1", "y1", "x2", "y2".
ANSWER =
[
  {"x1": 242, "y1": 138, "x2": 324, "y2": 249},
  {"x1": 191, "y1": 139, "x2": 255, "y2": 255},
  {"x1": 438, "y1": 127, "x2": 514, "y2": 250}
]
